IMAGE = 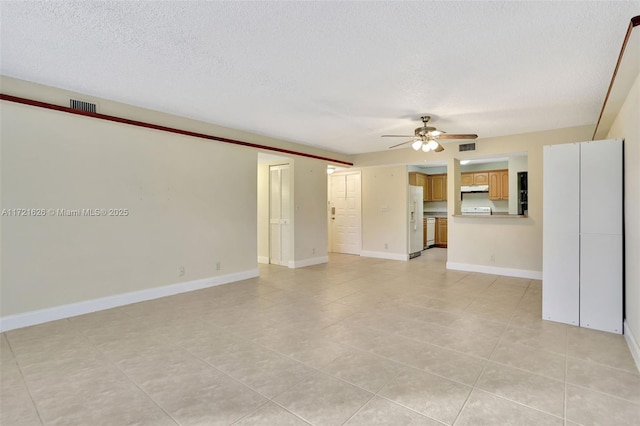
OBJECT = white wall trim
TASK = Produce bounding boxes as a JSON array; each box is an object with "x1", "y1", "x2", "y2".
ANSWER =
[
  {"x1": 624, "y1": 320, "x2": 640, "y2": 373},
  {"x1": 0, "y1": 268, "x2": 259, "y2": 333},
  {"x1": 289, "y1": 256, "x2": 329, "y2": 269},
  {"x1": 257, "y1": 256, "x2": 270, "y2": 264},
  {"x1": 360, "y1": 250, "x2": 409, "y2": 261},
  {"x1": 446, "y1": 262, "x2": 542, "y2": 280}
]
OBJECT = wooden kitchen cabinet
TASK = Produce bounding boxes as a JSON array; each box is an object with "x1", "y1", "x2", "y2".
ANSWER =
[
  {"x1": 418, "y1": 174, "x2": 428, "y2": 201},
  {"x1": 461, "y1": 172, "x2": 488, "y2": 187},
  {"x1": 409, "y1": 172, "x2": 419, "y2": 186},
  {"x1": 501, "y1": 171, "x2": 509, "y2": 199},
  {"x1": 435, "y1": 217, "x2": 448, "y2": 247},
  {"x1": 425, "y1": 175, "x2": 432, "y2": 201},
  {"x1": 473, "y1": 172, "x2": 489, "y2": 185},
  {"x1": 431, "y1": 174, "x2": 447, "y2": 201},
  {"x1": 409, "y1": 172, "x2": 429, "y2": 201},
  {"x1": 489, "y1": 170, "x2": 509, "y2": 200}
]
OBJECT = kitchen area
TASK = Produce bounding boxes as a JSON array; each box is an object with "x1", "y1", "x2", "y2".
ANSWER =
[
  {"x1": 409, "y1": 168, "x2": 448, "y2": 251},
  {"x1": 408, "y1": 155, "x2": 528, "y2": 257}
]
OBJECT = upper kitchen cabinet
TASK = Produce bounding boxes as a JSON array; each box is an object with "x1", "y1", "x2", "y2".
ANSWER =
[
  {"x1": 408, "y1": 171, "x2": 419, "y2": 186},
  {"x1": 409, "y1": 172, "x2": 429, "y2": 201},
  {"x1": 430, "y1": 174, "x2": 447, "y2": 201},
  {"x1": 473, "y1": 172, "x2": 489, "y2": 185},
  {"x1": 489, "y1": 170, "x2": 509, "y2": 200},
  {"x1": 460, "y1": 171, "x2": 489, "y2": 186}
]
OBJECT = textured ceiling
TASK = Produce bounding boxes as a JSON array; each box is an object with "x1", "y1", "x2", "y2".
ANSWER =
[{"x1": 1, "y1": 1, "x2": 638, "y2": 155}]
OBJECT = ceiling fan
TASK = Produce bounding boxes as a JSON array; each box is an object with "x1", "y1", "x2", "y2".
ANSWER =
[{"x1": 382, "y1": 116, "x2": 477, "y2": 152}]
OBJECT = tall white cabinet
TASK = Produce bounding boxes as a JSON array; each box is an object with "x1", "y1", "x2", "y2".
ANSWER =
[{"x1": 543, "y1": 139, "x2": 623, "y2": 334}]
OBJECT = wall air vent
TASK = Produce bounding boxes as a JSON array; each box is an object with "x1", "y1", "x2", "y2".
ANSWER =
[
  {"x1": 70, "y1": 99, "x2": 97, "y2": 113},
  {"x1": 459, "y1": 142, "x2": 476, "y2": 152}
]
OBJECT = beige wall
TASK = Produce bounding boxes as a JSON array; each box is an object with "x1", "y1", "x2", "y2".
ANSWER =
[
  {"x1": 361, "y1": 165, "x2": 408, "y2": 259},
  {"x1": 354, "y1": 125, "x2": 594, "y2": 275},
  {"x1": 1, "y1": 100, "x2": 258, "y2": 316},
  {"x1": 293, "y1": 157, "x2": 329, "y2": 265},
  {"x1": 0, "y1": 76, "x2": 353, "y2": 166},
  {"x1": 607, "y1": 72, "x2": 640, "y2": 344},
  {"x1": 0, "y1": 77, "x2": 340, "y2": 323}
]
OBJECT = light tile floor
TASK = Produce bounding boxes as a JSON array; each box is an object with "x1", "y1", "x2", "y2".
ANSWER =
[{"x1": 1, "y1": 249, "x2": 639, "y2": 425}]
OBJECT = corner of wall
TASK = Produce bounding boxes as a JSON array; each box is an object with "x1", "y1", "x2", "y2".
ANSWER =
[{"x1": 624, "y1": 320, "x2": 640, "y2": 373}]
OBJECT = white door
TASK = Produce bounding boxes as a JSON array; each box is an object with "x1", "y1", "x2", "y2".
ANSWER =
[
  {"x1": 270, "y1": 164, "x2": 291, "y2": 266},
  {"x1": 542, "y1": 143, "x2": 581, "y2": 326},
  {"x1": 579, "y1": 139, "x2": 623, "y2": 333},
  {"x1": 330, "y1": 173, "x2": 361, "y2": 254}
]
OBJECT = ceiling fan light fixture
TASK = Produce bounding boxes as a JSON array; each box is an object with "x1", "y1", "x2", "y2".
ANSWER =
[{"x1": 383, "y1": 115, "x2": 476, "y2": 152}]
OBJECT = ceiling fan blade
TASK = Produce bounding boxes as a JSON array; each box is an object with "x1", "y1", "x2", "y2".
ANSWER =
[
  {"x1": 382, "y1": 135, "x2": 414, "y2": 138},
  {"x1": 438, "y1": 134, "x2": 478, "y2": 140},
  {"x1": 434, "y1": 143, "x2": 445, "y2": 152},
  {"x1": 388, "y1": 139, "x2": 415, "y2": 149}
]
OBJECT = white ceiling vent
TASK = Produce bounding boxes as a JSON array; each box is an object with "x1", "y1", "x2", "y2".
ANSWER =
[
  {"x1": 459, "y1": 142, "x2": 476, "y2": 152},
  {"x1": 70, "y1": 99, "x2": 96, "y2": 113}
]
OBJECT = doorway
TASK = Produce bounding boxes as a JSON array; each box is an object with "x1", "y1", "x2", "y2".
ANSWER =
[{"x1": 329, "y1": 172, "x2": 362, "y2": 255}]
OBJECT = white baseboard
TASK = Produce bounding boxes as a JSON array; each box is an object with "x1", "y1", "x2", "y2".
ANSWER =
[
  {"x1": 446, "y1": 262, "x2": 543, "y2": 280},
  {"x1": 289, "y1": 256, "x2": 329, "y2": 269},
  {"x1": 0, "y1": 268, "x2": 259, "y2": 333},
  {"x1": 257, "y1": 256, "x2": 269, "y2": 264},
  {"x1": 624, "y1": 320, "x2": 640, "y2": 373},
  {"x1": 360, "y1": 250, "x2": 409, "y2": 261}
]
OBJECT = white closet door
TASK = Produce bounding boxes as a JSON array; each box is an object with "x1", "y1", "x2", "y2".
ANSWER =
[
  {"x1": 580, "y1": 234, "x2": 623, "y2": 333},
  {"x1": 269, "y1": 165, "x2": 291, "y2": 266},
  {"x1": 542, "y1": 143, "x2": 580, "y2": 326},
  {"x1": 580, "y1": 139, "x2": 623, "y2": 235},
  {"x1": 580, "y1": 139, "x2": 623, "y2": 333}
]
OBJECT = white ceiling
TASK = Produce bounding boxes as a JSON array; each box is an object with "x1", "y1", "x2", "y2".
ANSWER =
[{"x1": 1, "y1": 1, "x2": 638, "y2": 156}]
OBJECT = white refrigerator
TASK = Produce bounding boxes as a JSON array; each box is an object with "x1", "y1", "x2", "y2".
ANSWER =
[{"x1": 408, "y1": 185, "x2": 424, "y2": 258}]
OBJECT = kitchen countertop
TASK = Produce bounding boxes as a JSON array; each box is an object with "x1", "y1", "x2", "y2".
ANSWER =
[{"x1": 452, "y1": 214, "x2": 528, "y2": 219}]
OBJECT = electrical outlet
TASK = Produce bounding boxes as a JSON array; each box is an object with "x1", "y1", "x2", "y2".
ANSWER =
[
  {"x1": 312, "y1": 247, "x2": 315, "y2": 254},
  {"x1": 384, "y1": 243, "x2": 388, "y2": 250},
  {"x1": 216, "y1": 261, "x2": 221, "y2": 271},
  {"x1": 179, "y1": 266, "x2": 185, "y2": 276},
  {"x1": 490, "y1": 254, "x2": 495, "y2": 262}
]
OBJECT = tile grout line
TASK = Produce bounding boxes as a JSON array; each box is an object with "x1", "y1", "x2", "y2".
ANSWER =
[
  {"x1": 450, "y1": 301, "x2": 510, "y2": 425},
  {"x1": 465, "y1": 388, "x2": 566, "y2": 422},
  {"x1": 565, "y1": 381, "x2": 640, "y2": 406},
  {"x1": 339, "y1": 392, "x2": 378, "y2": 426},
  {"x1": 72, "y1": 328, "x2": 183, "y2": 426},
  {"x1": 3, "y1": 332, "x2": 47, "y2": 426},
  {"x1": 451, "y1": 282, "x2": 539, "y2": 425}
]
